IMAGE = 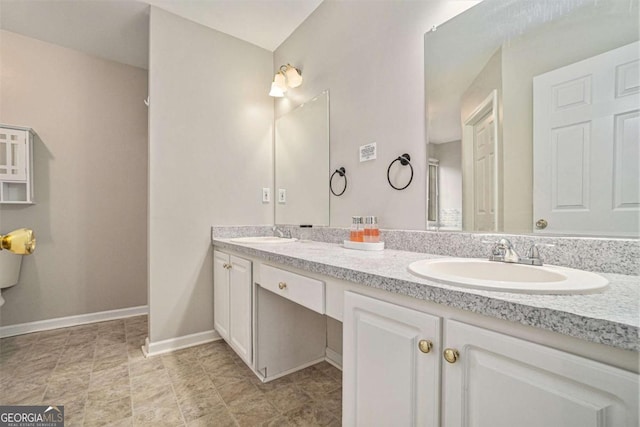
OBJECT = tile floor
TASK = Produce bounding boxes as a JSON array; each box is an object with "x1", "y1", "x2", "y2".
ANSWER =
[{"x1": 0, "y1": 316, "x2": 342, "y2": 426}]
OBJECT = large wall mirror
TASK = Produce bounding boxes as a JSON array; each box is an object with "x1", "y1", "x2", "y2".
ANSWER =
[
  {"x1": 425, "y1": 0, "x2": 639, "y2": 237},
  {"x1": 275, "y1": 90, "x2": 330, "y2": 225}
]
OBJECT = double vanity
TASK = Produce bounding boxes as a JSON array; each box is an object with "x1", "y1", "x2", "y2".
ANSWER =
[{"x1": 211, "y1": 229, "x2": 639, "y2": 426}]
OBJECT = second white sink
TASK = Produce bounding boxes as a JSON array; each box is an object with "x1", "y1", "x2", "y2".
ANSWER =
[
  {"x1": 230, "y1": 236, "x2": 297, "y2": 244},
  {"x1": 407, "y1": 258, "x2": 608, "y2": 294}
]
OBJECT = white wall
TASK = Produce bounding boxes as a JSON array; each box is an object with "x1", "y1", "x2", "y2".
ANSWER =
[
  {"x1": 431, "y1": 141, "x2": 462, "y2": 229},
  {"x1": 0, "y1": 30, "x2": 148, "y2": 325},
  {"x1": 274, "y1": 1, "x2": 479, "y2": 230},
  {"x1": 148, "y1": 8, "x2": 273, "y2": 343}
]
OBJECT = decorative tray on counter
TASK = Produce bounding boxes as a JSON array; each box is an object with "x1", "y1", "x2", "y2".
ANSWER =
[{"x1": 343, "y1": 240, "x2": 385, "y2": 251}]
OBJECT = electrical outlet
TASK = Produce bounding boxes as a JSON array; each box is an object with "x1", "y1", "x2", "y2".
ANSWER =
[
  {"x1": 262, "y1": 188, "x2": 271, "y2": 203},
  {"x1": 278, "y1": 189, "x2": 286, "y2": 204}
]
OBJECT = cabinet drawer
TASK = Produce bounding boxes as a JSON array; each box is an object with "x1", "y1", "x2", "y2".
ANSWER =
[{"x1": 260, "y1": 264, "x2": 325, "y2": 314}]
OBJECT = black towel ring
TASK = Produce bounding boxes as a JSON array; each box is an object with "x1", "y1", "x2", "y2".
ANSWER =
[
  {"x1": 387, "y1": 153, "x2": 413, "y2": 191},
  {"x1": 330, "y1": 167, "x2": 347, "y2": 196}
]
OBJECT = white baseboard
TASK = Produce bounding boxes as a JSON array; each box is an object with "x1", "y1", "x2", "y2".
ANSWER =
[
  {"x1": 0, "y1": 305, "x2": 148, "y2": 338},
  {"x1": 325, "y1": 347, "x2": 343, "y2": 369},
  {"x1": 143, "y1": 329, "x2": 221, "y2": 357}
]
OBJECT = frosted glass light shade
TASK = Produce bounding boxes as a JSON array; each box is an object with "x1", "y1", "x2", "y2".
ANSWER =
[
  {"x1": 285, "y1": 66, "x2": 302, "y2": 88},
  {"x1": 269, "y1": 82, "x2": 284, "y2": 97}
]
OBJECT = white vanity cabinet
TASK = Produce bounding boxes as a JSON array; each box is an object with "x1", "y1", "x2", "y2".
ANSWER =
[
  {"x1": 343, "y1": 292, "x2": 639, "y2": 427},
  {"x1": 213, "y1": 250, "x2": 252, "y2": 365},
  {"x1": 442, "y1": 320, "x2": 639, "y2": 427},
  {"x1": 0, "y1": 125, "x2": 34, "y2": 204},
  {"x1": 343, "y1": 292, "x2": 441, "y2": 427}
]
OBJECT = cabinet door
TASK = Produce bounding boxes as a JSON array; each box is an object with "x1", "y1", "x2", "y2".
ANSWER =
[
  {"x1": 0, "y1": 129, "x2": 27, "y2": 181},
  {"x1": 229, "y1": 255, "x2": 252, "y2": 365},
  {"x1": 343, "y1": 292, "x2": 441, "y2": 427},
  {"x1": 213, "y1": 250, "x2": 230, "y2": 341},
  {"x1": 442, "y1": 320, "x2": 639, "y2": 427}
]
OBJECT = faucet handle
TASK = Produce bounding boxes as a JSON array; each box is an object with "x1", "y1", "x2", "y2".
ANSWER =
[{"x1": 525, "y1": 242, "x2": 555, "y2": 265}]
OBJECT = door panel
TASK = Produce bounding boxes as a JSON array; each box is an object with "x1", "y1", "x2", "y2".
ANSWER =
[
  {"x1": 213, "y1": 250, "x2": 230, "y2": 341},
  {"x1": 343, "y1": 292, "x2": 441, "y2": 427},
  {"x1": 229, "y1": 255, "x2": 252, "y2": 364},
  {"x1": 442, "y1": 320, "x2": 639, "y2": 427},
  {"x1": 534, "y1": 41, "x2": 640, "y2": 235}
]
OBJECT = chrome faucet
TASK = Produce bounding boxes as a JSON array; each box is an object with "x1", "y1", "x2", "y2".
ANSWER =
[
  {"x1": 486, "y1": 238, "x2": 548, "y2": 266},
  {"x1": 272, "y1": 226, "x2": 291, "y2": 239},
  {"x1": 488, "y1": 238, "x2": 521, "y2": 263}
]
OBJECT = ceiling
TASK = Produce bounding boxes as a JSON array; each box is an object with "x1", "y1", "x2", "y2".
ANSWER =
[{"x1": 0, "y1": 0, "x2": 323, "y2": 69}]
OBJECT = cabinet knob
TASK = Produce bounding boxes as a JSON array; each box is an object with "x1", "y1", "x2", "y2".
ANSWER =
[
  {"x1": 443, "y1": 348, "x2": 460, "y2": 364},
  {"x1": 418, "y1": 339, "x2": 433, "y2": 354},
  {"x1": 278, "y1": 282, "x2": 287, "y2": 290}
]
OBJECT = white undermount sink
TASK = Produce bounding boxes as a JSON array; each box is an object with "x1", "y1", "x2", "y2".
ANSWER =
[
  {"x1": 407, "y1": 258, "x2": 608, "y2": 294},
  {"x1": 229, "y1": 236, "x2": 298, "y2": 244}
]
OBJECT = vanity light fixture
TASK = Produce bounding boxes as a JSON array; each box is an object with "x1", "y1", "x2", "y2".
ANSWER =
[{"x1": 269, "y1": 64, "x2": 303, "y2": 97}]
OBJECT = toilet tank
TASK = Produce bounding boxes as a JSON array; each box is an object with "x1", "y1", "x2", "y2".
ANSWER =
[{"x1": 0, "y1": 250, "x2": 22, "y2": 288}]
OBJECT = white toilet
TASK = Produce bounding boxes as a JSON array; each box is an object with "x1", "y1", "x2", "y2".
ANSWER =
[{"x1": 0, "y1": 250, "x2": 23, "y2": 307}]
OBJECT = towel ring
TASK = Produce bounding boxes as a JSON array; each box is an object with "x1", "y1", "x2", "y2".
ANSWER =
[
  {"x1": 330, "y1": 167, "x2": 347, "y2": 196},
  {"x1": 387, "y1": 153, "x2": 413, "y2": 191}
]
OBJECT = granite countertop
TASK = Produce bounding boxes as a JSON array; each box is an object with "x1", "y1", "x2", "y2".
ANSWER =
[{"x1": 212, "y1": 238, "x2": 640, "y2": 352}]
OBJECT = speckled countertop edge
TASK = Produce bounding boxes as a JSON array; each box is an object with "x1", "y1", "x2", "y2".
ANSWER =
[{"x1": 212, "y1": 238, "x2": 640, "y2": 352}]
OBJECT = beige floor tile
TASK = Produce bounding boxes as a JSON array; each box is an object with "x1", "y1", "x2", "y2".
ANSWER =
[
  {"x1": 227, "y1": 394, "x2": 279, "y2": 427},
  {"x1": 130, "y1": 368, "x2": 172, "y2": 392},
  {"x1": 171, "y1": 373, "x2": 216, "y2": 399},
  {"x1": 82, "y1": 395, "x2": 132, "y2": 427},
  {"x1": 95, "y1": 343, "x2": 127, "y2": 360},
  {"x1": 186, "y1": 409, "x2": 235, "y2": 427},
  {"x1": 177, "y1": 390, "x2": 225, "y2": 423},
  {"x1": 263, "y1": 383, "x2": 312, "y2": 413},
  {"x1": 0, "y1": 316, "x2": 344, "y2": 427},
  {"x1": 93, "y1": 354, "x2": 129, "y2": 372},
  {"x1": 206, "y1": 360, "x2": 249, "y2": 388},
  {"x1": 216, "y1": 378, "x2": 261, "y2": 408},
  {"x1": 318, "y1": 386, "x2": 342, "y2": 415},
  {"x1": 249, "y1": 374, "x2": 294, "y2": 393},
  {"x1": 295, "y1": 374, "x2": 340, "y2": 400},
  {"x1": 89, "y1": 364, "x2": 130, "y2": 391},
  {"x1": 43, "y1": 375, "x2": 90, "y2": 402},
  {"x1": 0, "y1": 383, "x2": 46, "y2": 405},
  {"x1": 129, "y1": 356, "x2": 165, "y2": 378},
  {"x1": 133, "y1": 404, "x2": 184, "y2": 427},
  {"x1": 260, "y1": 415, "x2": 297, "y2": 427},
  {"x1": 283, "y1": 402, "x2": 338, "y2": 426},
  {"x1": 87, "y1": 382, "x2": 131, "y2": 404},
  {"x1": 131, "y1": 383, "x2": 178, "y2": 415},
  {"x1": 52, "y1": 392, "x2": 87, "y2": 426}
]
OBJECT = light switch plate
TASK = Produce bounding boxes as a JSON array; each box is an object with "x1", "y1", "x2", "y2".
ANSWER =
[
  {"x1": 262, "y1": 188, "x2": 271, "y2": 203},
  {"x1": 278, "y1": 189, "x2": 286, "y2": 203}
]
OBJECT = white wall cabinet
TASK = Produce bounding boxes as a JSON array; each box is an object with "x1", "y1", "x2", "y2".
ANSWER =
[
  {"x1": 0, "y1": 125, "x2": 34, "y2": 204},
  {"x1": 213, "y1": 250, "x2": 252, "y2": 365},
  {"x1": 343, "y1": 292, "x2": 441, "y2": 427},
  {"x1": 343, "y1": 292, "x2": 639, "y2": 427}
]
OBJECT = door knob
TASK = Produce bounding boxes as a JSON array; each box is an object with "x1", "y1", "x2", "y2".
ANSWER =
[
  {"x1": 535, "y1": 219, "x2": 548, "y2": 229},
  {"x1": 443, "y1": 348, "x2": 459, "y2": 363},
  {"x1": 278, "y1": 282, "x2": 287, "y2": 290},
  {"x1": 418, "y1": 340, "x2": 433, "y2": 354}
]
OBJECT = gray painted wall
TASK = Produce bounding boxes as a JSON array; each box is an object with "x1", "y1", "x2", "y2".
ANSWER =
[
  {"x1": 0, "y1": 30, "x2": 148, "y2": 326},
  {"x1": 274, "y1": 1, "x2": 479, "y2": 230},
  {"x1": 148, "y1": 8, "x2": 273, "y2": 343}
]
